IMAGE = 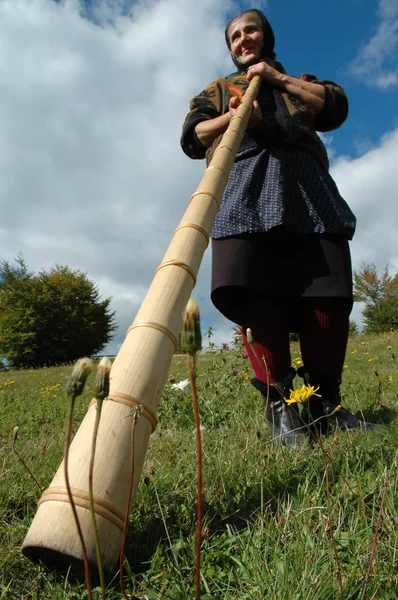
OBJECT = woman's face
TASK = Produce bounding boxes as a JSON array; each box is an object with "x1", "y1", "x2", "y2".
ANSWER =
[{"x1": 228, "y1": 13, "x2": 264, "y2": 66}]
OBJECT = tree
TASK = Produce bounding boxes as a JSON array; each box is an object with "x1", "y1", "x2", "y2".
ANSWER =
[
  {"x1": 0, "y1": 255, "x2": 116, "y2": 367},
  {"x1": 353, "y1": 263, "x2": 398, "y2": 334},
  {"x1": 348, "y1": 320, "x2": 359, "y2": 337}
]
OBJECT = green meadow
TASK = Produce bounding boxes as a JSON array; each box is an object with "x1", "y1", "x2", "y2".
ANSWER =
[{"x1": 0, "y1": 332, "x2": 397, "y2": 599}]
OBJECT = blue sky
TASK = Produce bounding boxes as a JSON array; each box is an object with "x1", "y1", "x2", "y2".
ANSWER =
[
  {"x1": 0, "y1": 0, "x2": 397, "y2": 351},
  {"x1": 240, "y1": 0, "x2": 397, "y2": 159},
  {"x1": 266, "y1": 0, "x2": 397, "y2": 156},
  {"x1": 272, "y1": 0, "x2": 397, "y2": 156}
]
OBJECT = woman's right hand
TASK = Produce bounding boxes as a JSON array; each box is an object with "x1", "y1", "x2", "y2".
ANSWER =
[
  {"x1": 195, "y1": 96, "x2": 262, "y2": 148},
  {"x1": 228, "y1": 95, "x2": 240, "y2": 116},
  {"x1": 229, "y1": 96, "x2": 262, "y2": 125}
]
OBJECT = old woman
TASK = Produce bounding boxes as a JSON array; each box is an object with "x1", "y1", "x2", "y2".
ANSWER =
[{"x1": 181, "y1": 8, "x2": 376, "y2": 446}]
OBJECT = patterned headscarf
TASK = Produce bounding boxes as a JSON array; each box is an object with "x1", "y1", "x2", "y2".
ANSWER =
[{"x1": 225, "y1": 9, "x2": 276, "y2": 71}]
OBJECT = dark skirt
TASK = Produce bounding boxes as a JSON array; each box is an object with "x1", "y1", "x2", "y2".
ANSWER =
[{"x1": 211, "y1": 229, "x2": 353, "y2": 327}]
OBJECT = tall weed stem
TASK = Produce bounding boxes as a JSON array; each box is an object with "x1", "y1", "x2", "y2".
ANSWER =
[
  {"x1": 12, "y1": 428, "x2": 41, "y2": 491},
  {"x1": 88, "y1": 397, "x2": 106, "y2": 600},
  {"x1": 64, "y1": 394, "x2": 93, "y2": 600},
  {"x1": 120, "y1": 406, "x2": 141, "y2": 600}
]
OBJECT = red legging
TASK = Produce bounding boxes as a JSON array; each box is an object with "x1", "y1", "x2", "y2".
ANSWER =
[{"x1": 241, "y1": 298, "x2": 350, "y2": 384}]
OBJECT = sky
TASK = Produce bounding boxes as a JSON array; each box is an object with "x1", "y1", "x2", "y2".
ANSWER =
[{"x1": 0, "y1": 0, "x2": 397, "y2": 354}]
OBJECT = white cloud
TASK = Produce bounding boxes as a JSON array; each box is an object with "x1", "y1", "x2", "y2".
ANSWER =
[
  {"x1": 379, "y1": 0, "x2": 398, "y2": 20},
  {"x1": 318, "y1": 132, "x2": 335, "y2": 162},
  {"x1": 0, "y1": 0, "x2": 245, "y2": 354},
  {"x1": 323, "y1": 126, "x2": 398, "y2": 329},
  {"x1": 350, "y1": 0, "x2": 398, "y2": 88},
  {"x1": 331, "y1": 126, "x2": 398, "y2": 276}
]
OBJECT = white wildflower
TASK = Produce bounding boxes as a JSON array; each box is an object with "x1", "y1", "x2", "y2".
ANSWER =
[
  {"x1": 193, "y1": 425, "x2": 207, "y2": 438},
  {"x1": 171, "y1": 379, "x2": 190, "y2": 391}
]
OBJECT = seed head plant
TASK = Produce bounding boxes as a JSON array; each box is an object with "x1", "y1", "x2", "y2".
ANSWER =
[
  {"x1": 64, "y1": 357, "x2": 94, "y2": 600},
  {"x1": 89, "y1": 357, "x2": 113, "y2": 600},
  {"x1": 181, "y1": 298, "x2": 203, "y2": 600}
]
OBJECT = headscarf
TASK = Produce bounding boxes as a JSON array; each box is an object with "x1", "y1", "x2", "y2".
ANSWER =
[{"x1": 225, "y1": 9, "x2": 276, "y2": 71}]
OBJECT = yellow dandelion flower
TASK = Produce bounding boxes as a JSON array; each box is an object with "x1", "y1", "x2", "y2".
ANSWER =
[
  {"x1": 387, "y1": 345, "x2": 392, "y2": 350},
  {"x1": 343, "y1": 364, "x2": 348, "y2": 369},
  {"x1": 351, "y1": 349, "x2": 358, "y2": 354},
  {"x1": 361, "y1": 341, "x2": 367, "y2": 345},
  {"x1": 285, "y1": 384, "x2": 321, "y2": 405}
]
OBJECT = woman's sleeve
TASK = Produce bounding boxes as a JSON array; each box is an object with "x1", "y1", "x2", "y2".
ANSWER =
[
  {"x1": 301, "y1": 73, "x2": 349, "y2": 132},
  {"x1": 181, "y1": 80, "x2": 224, "y2": 159}
]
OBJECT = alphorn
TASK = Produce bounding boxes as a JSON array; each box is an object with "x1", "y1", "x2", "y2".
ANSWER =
[{"x1": 22, "y1": 75, "x2": 262, "y2": 572}]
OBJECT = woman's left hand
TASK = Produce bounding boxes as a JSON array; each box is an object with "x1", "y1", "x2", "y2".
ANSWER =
[
  {"x1": 247, "y1": 61, "x2": 325, "y2": 113},
  {"x1": 246, "y1": 62, "x2": 282, "y2": 87}
]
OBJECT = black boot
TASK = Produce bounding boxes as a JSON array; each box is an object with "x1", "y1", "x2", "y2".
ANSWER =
[
  {"x1": 251, "y1": 368, "x2": 306, "y2": 449},
  {"x1": 298, "y1": 368, "x2": 379, "y2": 434}
]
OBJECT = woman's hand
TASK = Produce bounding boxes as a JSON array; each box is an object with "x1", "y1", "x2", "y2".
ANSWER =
[
  {"x1": 228, "y1": 94, "x2": 240, "y2": 116},
  {"x1": 247, "y1": 61, "x2": 325, "y2": 114},
  {"x1": 229, "y1": 95, "x2": 262, "y2": 125},
  {"x1": 195, "y1": 94, "x2": 262, "y2": 148},
  {"x1": 246, "y1": 61, "x2": 282, "y2": 86}
]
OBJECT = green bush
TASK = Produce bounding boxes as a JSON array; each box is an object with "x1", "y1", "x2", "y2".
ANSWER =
[
  {"x1": 354, "y1": 263, "x2": 398, "y2": 333},
  {"x1": 0, "y1": 255, "x2": 116, "y2": 367}
]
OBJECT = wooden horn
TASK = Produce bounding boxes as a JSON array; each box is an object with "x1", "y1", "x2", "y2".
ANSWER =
[{"x1": 21, "y1": 76, "x2": 261, "y2": 572}]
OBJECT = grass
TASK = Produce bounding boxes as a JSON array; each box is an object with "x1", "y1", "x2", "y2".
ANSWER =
[{"x1": 0, "y1": 332, "x2": 397, "y2": 599}]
